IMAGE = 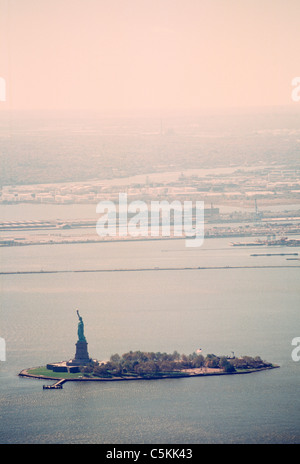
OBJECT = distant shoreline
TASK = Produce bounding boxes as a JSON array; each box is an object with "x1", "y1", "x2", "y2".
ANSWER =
[{"x1": 2, "y1": 265, "x2": 300, "y2": 276}]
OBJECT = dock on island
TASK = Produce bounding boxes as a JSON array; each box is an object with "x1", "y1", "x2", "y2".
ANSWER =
[{"x1": 43, "y1": 379, "x2": 66, "y2": 389}]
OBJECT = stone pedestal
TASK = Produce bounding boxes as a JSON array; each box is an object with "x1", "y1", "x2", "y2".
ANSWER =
[{"x1": 67, "y1": 341, "x2": 92, "y2": 366}]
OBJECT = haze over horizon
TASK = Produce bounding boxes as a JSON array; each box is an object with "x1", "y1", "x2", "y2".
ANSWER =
[{"x1": 0, "y1": 0, "x2": 300, "y2": 113}]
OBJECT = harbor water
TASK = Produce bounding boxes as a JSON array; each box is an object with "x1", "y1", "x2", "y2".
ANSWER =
[{"x1": 0, "y1": 232, "x2": 299, "y2": 444}]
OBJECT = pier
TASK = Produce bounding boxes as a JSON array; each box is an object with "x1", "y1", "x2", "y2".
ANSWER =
[{"x1": 43, "y1": 379, "x2": 66, "y2": 389}]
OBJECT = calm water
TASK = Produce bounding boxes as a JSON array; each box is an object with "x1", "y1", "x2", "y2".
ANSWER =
[{"x1": 0, "y1": 235, "x2": 300, "y2": 444}]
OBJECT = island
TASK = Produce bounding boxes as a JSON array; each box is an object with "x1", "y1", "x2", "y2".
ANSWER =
[
  {"x1": 19, "y1": 350, "x2": 279, "y2": 389},
  {"x1": 18, "y1": 313, "x2": 278, "y2": 388}
]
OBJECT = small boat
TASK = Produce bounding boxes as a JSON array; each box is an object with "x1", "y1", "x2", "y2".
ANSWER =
[{"x1": 43, "y1": 383, "x2": 63, "y2": 389}]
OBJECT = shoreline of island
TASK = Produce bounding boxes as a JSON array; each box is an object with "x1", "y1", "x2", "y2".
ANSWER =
[
  {"x1": 19, "y1": 364, "x2": 279, "y2": 385},
  {"x1": 18, "y1": 348, "x2": 280, "y2": 389}
]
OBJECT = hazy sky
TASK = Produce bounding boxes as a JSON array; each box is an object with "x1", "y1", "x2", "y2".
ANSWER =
[{"x1": 0, "y1": 0, "x2": 299, "y2": 111}]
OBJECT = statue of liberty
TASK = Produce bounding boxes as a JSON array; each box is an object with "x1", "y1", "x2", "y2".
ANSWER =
[{"x1": 76, "y1": 310, "x2": 87, "y2": 342}]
